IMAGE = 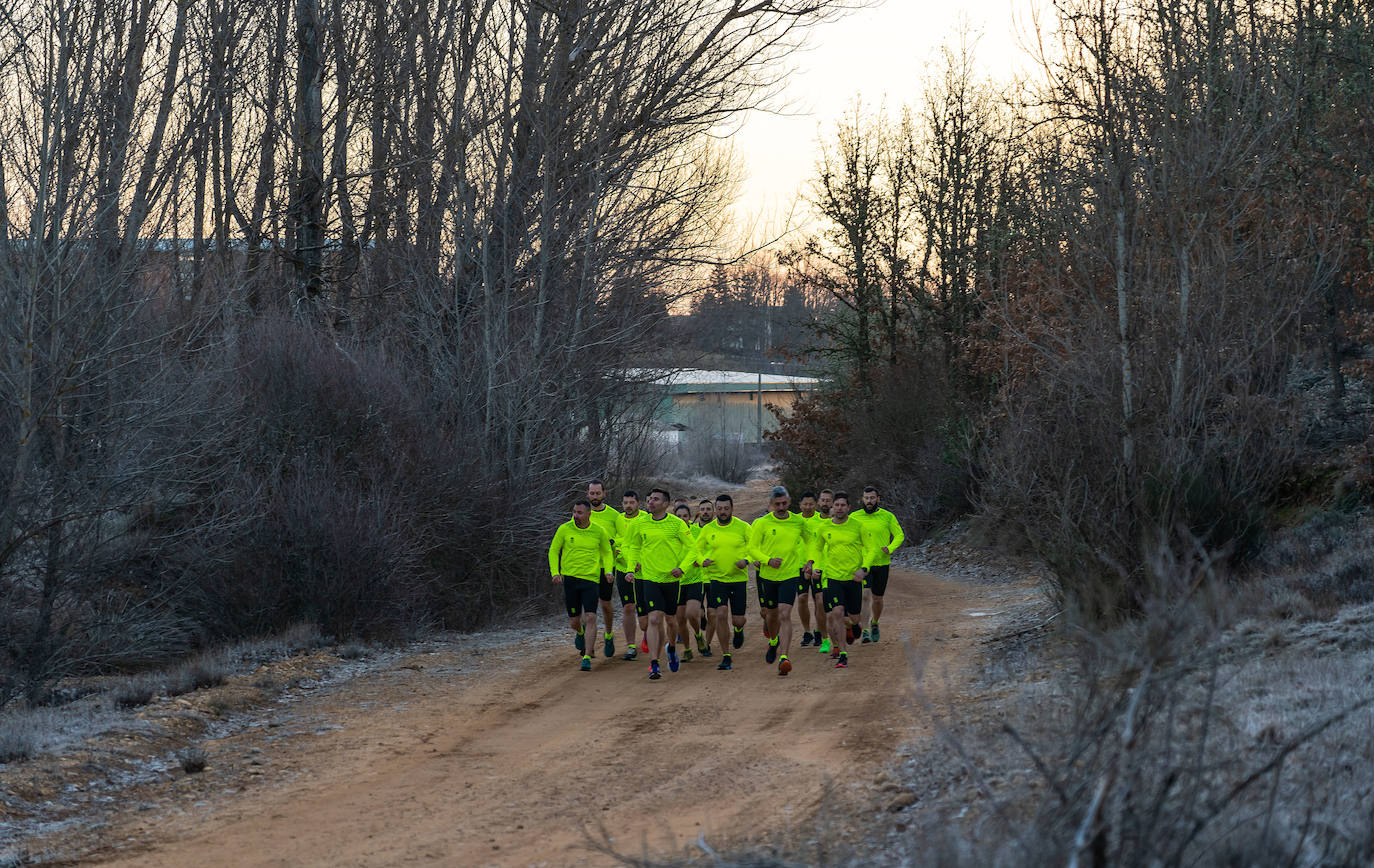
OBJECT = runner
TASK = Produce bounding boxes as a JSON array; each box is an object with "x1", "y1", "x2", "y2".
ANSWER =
[
  {"x1": 809, "y1": 489, "x2": 834, "y2": 652},
  {"x1": 796, "y1": 492, "x2": 819, "y2": 646},
  {"x1": 623, "y1": 488, "x2": 693, "y2": 680},
  {"x1": 815, "y1": 492, "x2": 877, "y2": 669},
  {"x1": 617, "y1": 491, "x2": 649, "y2": 660},
  {"x1": 747, "y1": 485, "x2": 814, "y2": 676},
  {"x1": 672, "y1": 504, "x2": 708, "y2": 662},
  {"x1": 547, "y1": 499, "x2": 613, "y2": 671},
  {"x1": 695, "y1": 499, "x2": 718, "y2": 656},
  {"x1": 585, "y1": 479, "x2": 625, "y2": 659},
  {"x1": 850, "y1": 485, "x2": 905, "y2": 643},
  {"x1": 691, "y1": 494, "x2": 752, "y2": 671}
]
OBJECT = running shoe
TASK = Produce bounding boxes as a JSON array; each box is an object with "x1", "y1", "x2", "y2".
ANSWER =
[
  {"x1": 696, "y1": 633, "x2": 709, "y2": 654},
  {"x1": 716, "y1": 655, "x2": 732, "y2": 671},
  {"x1": 640, "y1": 638, "x2": 649, "y2": 654},
  {"x1": 580, "y1": 656, "x2": 592, "y2": 671},
  {"x1": 862, "y1": 629, "x2": 873, "y2": 644},
  {"x1": 831, "y1": 648, "x2": 840, "y2": 659},
  {"x1": 778, "y1": 656, "x2": 792, "y2": 676},
  {"x1": 700, "y1": 645, "x2": 713, "y2": 658},
  {"x1": 667, "y1": 645, "x2": 680, "y2": 672},
  {"x1": 835, "y1": 654, "x2": 848, "y2": 669},
  {"x1": 801, "y1": 632, "x2": 814, "y2": 647},
  {"x1": 604, "y1": 634, "x2": 615, "y2": 658},
  {"x1": 847, "y1": 624, "x2": 860, "y2": 643},
  {"x1": 649, "y1": 661, "x2": 661, "y2": 680},
  {"x1": 817, "y1": 638, "x2": 832, "y2": 654},
  {"x1": 574, "y1": 631, "x2": 585, "y2": 652},
  {"x1": 870, "y1": 623, "x2": 880, "y2": 641},
  {"x1": 813, "y1": 631, "x2": 824, "y2": 645},
  {"x1": 623, "y1": 646, "x2": 638, "y2": 661},
  {"x1": 681, "y1": 648, "x2": 694, "y2": 663},
  {"x1": 732, "y1": 627, "x2": 744, "y2": 649},
  {"x1": 765, "y1": 639, "x2": 778, "y2": 665}
]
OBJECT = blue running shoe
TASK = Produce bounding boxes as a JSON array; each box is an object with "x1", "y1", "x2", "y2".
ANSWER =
[
  {"x1": 649, "y1": 661, "x2": 662, "y2": 680},
  {"x1": 667, "y1": 645, "x2": 680, "y2": 673}
]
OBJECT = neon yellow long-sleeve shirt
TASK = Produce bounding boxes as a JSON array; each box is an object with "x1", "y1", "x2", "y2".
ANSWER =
[
  {"x1": 815, "y1": 517, "x2": 880, "y2": 583},
  {"x1": 850, "y1": 507, "x2": 905, "y2": 567},
  {"x1": 547, "y1": 520, "x2": 612, "y2": 582},
  {"x1": 684, "y1": 516, "x2": 752, "y2": 582},
  {"x1": 747, "y1": 510, "x2": 814, "y2": 581},
  {"x1": 805, "y1": 512, "x2": 828, "y2": 569},
  {"x1": 587, "y1": 505, "x2": 629, "y2": 571},
  {"x1": 678, "y1": 524, "x2": 706, "y2": 584},
  {"x1": 624, "y1": 512, "x2": 693, "y2": 582}
]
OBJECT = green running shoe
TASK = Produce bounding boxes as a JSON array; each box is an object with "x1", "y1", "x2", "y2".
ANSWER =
[
  {"x1": 604, "y1": 634, "x2": 615, "y2": 658},
  {"x1": 681, "y1": 648, "x2": 694, "y2": 663},
  {"x1": 869, "y1": 623, "x2": 880, "y2": 641},
  {"x1": 580, "y1": 656, "x2": 591, "y2": 671},
  {"x1": 817, "y1": 638, "x2": 832, "y2": 654}
]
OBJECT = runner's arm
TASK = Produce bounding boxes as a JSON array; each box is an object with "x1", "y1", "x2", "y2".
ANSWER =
[
  {"x1": 885, "y1": 512, "x2": 905, "y2": 555},
  {"x1": 547, "y1": 525, "x2": 566, "y2": 577},
  {"x1": 598, "y1": 528, "x2": 613, "y2": 576}
]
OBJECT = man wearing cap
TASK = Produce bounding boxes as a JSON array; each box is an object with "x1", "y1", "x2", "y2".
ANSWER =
[{"x1": 746, "y1": 485, "x2": 814, "y2": 676}]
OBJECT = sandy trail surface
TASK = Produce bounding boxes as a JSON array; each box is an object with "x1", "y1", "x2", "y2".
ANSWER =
[{"x1": 62, "y1": 483, "x2": 1022, "y2": 867}]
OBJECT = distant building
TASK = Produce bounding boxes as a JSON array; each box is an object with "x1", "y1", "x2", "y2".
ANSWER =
[{"x1": 638, "y1": 369, "x2": 821, "y2": 445}]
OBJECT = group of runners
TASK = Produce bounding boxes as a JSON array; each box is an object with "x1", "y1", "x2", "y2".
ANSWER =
[{"x1": 547, "y1": 480, "x2": 905, "y2": 679}]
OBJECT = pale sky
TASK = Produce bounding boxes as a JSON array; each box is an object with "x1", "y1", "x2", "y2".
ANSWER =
[{"x1": 728, "y1": 0, "x2": 1044, "y2": 238}]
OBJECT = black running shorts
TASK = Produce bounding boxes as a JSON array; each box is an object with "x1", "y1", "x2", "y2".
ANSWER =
[
  {"x1": 598, "y1": 570, "x2": 614, "y2": 602},
  {"x1": 563, "y1": 577, "x2": 599, "y2": 617},
  {"x1": 867, "y1": 564, "x2": 891, "y2": 596},
  {"x1": 677, "y1": 581, "x2": 705, "y2": 607},
  {"x1": 797, "y1": 569, "x2": 818, "y2": 597},
  {"x1": 636, "y1": 580, "x2": 679, "y2": 617},
  {"x1": 710, "y1": 581, "x2": 747, "y2": 616},
  {"x1": 615, "y1": 570, "x2": 635, "y2": 606},
  {"x1": 760, "y1": 576, "x2": 800, "y2": 608},
  {"x1": 824, "y1": 580, "x2": 862, "y2": 614}
]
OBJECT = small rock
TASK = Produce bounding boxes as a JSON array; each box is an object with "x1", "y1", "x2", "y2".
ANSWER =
[{"x1": 887, "y1": 792, "x2": 917, "y2": 812}]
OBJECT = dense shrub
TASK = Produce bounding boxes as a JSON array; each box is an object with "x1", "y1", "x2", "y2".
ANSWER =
[{"x1": 768, "y1": 352, "x2": 974, "y2": 538}]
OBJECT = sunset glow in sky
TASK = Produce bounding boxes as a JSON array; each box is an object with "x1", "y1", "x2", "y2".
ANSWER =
[{"x1": 729, "y1": 0, "x2": 1044, "y2": 234}]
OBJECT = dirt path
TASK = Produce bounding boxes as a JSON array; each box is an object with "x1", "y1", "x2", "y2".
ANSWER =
[
  {"x1": 63, "y1": 564, "x2": 1006, "y2": 868},
  {"x1": 28, "y1": 480, "x2": 1032, "y2": 867}
]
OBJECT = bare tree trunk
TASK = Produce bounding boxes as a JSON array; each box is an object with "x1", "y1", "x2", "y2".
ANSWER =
[{"x1": 292, "y1": 0, "x2": 325, "y2": 309}]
